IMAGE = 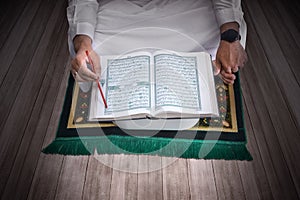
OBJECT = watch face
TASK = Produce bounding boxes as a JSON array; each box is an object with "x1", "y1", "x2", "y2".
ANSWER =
[{"x1": 221, "y1": 29, "x2": 241, "y2": 43}]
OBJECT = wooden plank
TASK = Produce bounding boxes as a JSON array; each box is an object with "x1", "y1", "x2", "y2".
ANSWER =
[
  {"x1": 27, "y1": 75, "x2": 70, "y2": 200},
  {"x1": 162, "y1": 157, "x2": 190, "y2": 199},
  {"x1": 269, "y1": 0, "x2": 300, "y2": 48},
  {"x1": 240, "y1": 62, "x2": 298, "y2": 199},
  {"x1": 0, "y1": 0, "x2": 28, "y2": 50},
  {"x1": 238, "y1": 72, "x2": 274, "y2": 199},
  {"x1": 236, "y1": 161, "x2": 262, "y2": 199},
  {"x1": 258, "y1": 0, "x2": 300, "y2": 82},
  {"x1": 243, "y1": 2, "x2": 300, "y2": 198},
  {"x1": 187, "y1": 160, "x2": 218, "y2": 200},
  {"x1": 1, "y1": 20, "x2": 69, "y2": 200},
  {"x1": 27, "y1": 154, "x2": 64, "y2": 200},
  {"x1": 271, "y1": 0, "x2": 300, "y2": 38},
  {"x1": 27, "y1": 56, "x2": 71, "y2": 200},
  {"x1": 213, "y1": 160, "x2": 246, "y2": 200},
  {"x1": 26, "y1": 11, "x2": 71, "y2": 196},
  {"x1": 244, "y1": 0, "x2": 300, "y2": 127},
  {"x1": 0, "y1": 0, "x2": 55, "y2": 131},
  {"x1": 137, "y1": 156, "x2": 149, "y2": 199},
  {"x1": 137, "y1": 156, "x2": 163, "y2": 200},
  {"x1": 0, "y1": 0, "x2": 42, "y2": 85},
  {"x1": 146, "y1": 156, "x2": 163, "y2": 199},
  {"x1": 54, "y1": 156, "x2": 89, "y2": 200},
  {"x1": 235, "y1": 6, "x2": 279, "y2": 199},
  {"x1": 0, "y1": 1, "x2": 68, "y2": 196},
  {"x1": 236, "y1": 21, "x2": 299, "y2": 199},
  {"x1": 82, "y1": 155, "x2": 113, "y2": 200},
  {"x1": 43, "y1": 68, "x2": 71, "y2": 147},
  {"x1": 109, "y1": 154, "x2": 138, "y2": 200}
]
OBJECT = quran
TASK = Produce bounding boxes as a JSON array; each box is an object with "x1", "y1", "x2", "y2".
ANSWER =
[{"x1": 89, "y1": 50, "x2": 219, "y2": 121}]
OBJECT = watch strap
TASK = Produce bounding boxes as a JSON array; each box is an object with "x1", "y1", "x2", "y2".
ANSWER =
[{"x1": 221, "y1": 29, "x2": 241, "y2": 43}]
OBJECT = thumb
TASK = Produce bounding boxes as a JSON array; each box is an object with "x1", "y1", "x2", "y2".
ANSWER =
[
  {"x1": 213, "y1": 60, "x2": 221, "y2": 75},
  {"x1": 78, "y1": 64, "x2": 99, "y2": 81}
]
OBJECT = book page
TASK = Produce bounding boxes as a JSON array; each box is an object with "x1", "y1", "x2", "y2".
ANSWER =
[
  {"x1": 154, "y1": 53, "x2": 201, "y2": 111},
  {"x1": 90, "y1": 52, "x2": 152, "y2": 120},
  {"x1": 153, "y1": 51, "x2": 218, "y2": 117}
]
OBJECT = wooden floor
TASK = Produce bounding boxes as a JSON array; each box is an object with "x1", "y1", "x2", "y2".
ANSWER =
[{"x1": 0, "y1": 0, "x2": 299, "y2": 199}]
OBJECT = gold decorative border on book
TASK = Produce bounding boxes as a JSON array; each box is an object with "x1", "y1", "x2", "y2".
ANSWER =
[{"x1": 67, "y1": 81, "x2": 238, "y2": 133}]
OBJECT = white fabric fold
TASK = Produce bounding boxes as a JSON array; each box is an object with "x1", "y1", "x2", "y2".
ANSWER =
[{"x1": 67, "y1": 0, "x2": 246, "y2": 59}]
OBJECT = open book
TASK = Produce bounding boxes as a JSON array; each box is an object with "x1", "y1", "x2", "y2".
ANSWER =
[{"x1": 89, "y1": 50, "x2": 219, "y2": 121}]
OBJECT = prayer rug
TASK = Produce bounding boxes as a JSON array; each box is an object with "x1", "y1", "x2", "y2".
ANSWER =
[{"x1": 43, "y1": 74, "x2": 252, "y2": 160}]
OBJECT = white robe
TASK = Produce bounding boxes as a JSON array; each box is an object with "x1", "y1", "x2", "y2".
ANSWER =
[{"x1": 67, "y1": 0, "x2": 246, "y2": 60}]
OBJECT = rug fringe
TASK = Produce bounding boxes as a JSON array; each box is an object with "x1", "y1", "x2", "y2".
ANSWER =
[{"x1": 42, "y1": 135, "x2": 252, "y2": 160}]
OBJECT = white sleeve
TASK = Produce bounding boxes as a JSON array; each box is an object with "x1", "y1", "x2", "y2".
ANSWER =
[
  {"x1": 67, "y1": 0, "x2": 99, "y2": 56},
  {"x1": 211, "y1": 0, "x2": 244, "y2": 27}
]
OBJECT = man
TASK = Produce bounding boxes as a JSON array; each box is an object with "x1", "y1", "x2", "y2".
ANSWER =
[{"x1": 68, "y1": 0, "x2": 247, "y2": 85}]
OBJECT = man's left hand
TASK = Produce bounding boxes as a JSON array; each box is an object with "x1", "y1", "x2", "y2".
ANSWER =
[{"x1": 214, "y1": 40, "x2": 248, "y2": 84}]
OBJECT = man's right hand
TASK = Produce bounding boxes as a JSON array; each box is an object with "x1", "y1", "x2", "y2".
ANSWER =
[{"x1": 71, "y1": 35, "x2": 101, "y2": 82}]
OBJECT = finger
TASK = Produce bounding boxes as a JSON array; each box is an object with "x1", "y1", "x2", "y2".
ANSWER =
[
  {"x1": 221, "y1": 63, "x2": 233, "y2": 74},
  {"x1": 71, "y1": 59, "x2": 81, "y2": 72},
  {"x1": 71, "y1": 70, "x2": 77, "y2": 79},
  {"x1": 92, "y1": 59, "x2": 101, "y2": 78},
  {"x1": 222, "y1": 77, "x2": 235, "y2": 84},
  {"x1": 75, "y1": 73, "x2": 88, "y2": 82},
  {"x1": 220, "y1": 74, "x2": 235, "y2": 85},
  {"x1": 232, "y1": 66, "x2": 239, "y2": 73},
  {"x1": 78, "y1": 65, "x2": 99, "y2": 81},
  {"x1": 71, "y1": 69, "x2": 87, "y2": 82},
  {"x1": 86, "y1": 61, "x2": 101, "y2": 80},
  {"x1": 89, "y1": 51, "x2": 101, "y2": 77},
  {"x1": 218, "y1": 73, "x2": 233, "y2": 84},
  {"x1": 221, "y1": 70, "x2": 236, "y2": 80},
  {"x1": 94, "y1": 63, "x2": 101, "y2": 77},
  {"x1": 223, "y1": 66, "x2": 232, "y2": 74},
  {"x1": 213, "y1": 60, "x2": 221, "y2": 75},
  {"x1": 220, "y1": 70, "x2": 235, "y2": 84}
]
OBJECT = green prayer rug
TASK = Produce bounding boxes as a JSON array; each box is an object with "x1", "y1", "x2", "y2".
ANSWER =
[{"x1": 43, "y1": 73, "x2": 252, "y2": 160}]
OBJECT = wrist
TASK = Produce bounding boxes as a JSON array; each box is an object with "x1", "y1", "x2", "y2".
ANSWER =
[{"x1": 73, "y1": 35, "x2": 92, "y2": 53}]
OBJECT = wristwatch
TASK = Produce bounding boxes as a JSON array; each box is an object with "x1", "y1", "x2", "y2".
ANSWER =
[{"x1": 221, "y1": 29, "x2": 241, "y2": 43}]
